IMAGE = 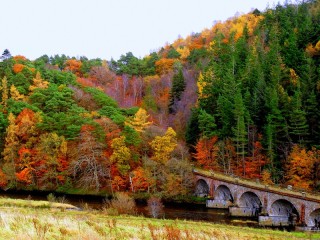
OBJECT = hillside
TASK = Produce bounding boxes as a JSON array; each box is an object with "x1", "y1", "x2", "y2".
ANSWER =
[{"x1": 0, "y1": 0, "x2": 320, "y2": 196}]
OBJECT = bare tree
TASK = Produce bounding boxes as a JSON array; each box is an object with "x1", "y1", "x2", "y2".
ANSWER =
[{"x1": 71, "y1": 126, "x2": 111, "y2": 192}]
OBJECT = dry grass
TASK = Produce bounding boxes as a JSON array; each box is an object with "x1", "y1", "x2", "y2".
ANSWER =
[
  {"x1": 0, "y1": 197, "x2": 318, "y2": 239},
  {"x1": 0, "y1": 197, "x2": 78, "y2": 210}
]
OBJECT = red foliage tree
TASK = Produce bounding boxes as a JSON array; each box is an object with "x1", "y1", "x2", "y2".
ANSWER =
[
  {"x1": 244, "y1": 140, "x2": 268, "y2": 179},
  {"x1": 193, "y1": 136, "x2": 220, "y2": 171}
]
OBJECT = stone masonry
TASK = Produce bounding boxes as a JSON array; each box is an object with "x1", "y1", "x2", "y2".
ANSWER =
[{"x1": 194, "y1": 169, "x2": 320, "y2": 227}]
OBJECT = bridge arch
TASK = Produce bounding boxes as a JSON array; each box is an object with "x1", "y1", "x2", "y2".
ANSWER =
[
  {"x1": 214, "y1": 185, "x2": 233, "y2": 202},
  {"x1": 270, "y1": 199, "x2": 299, "y2": 218},
  {"x1": 308, "y1": 209, "x2": 320, "y2": 227},
  {"x1": 238, "y1": 191, "x2": 262, "y2": 209},
  {"x1": 195, "y1": 179, "x2": 209, "y2": 197}
]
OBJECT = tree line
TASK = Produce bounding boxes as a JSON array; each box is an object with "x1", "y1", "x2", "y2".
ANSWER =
[{"x1": 0, "y1": 0, "x2": 320, "y2": 197}]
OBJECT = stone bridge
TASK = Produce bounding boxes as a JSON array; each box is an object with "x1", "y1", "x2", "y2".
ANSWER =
[{"x1": 194, "y1": 168, "x2": 320, "y2": 228}]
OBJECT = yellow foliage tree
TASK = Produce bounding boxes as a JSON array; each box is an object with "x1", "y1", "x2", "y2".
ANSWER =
[
  {"x1": 125, "y1": 108, "x2": 152, "y2": 133},
  {"x1": 10, "y1": 85, "x2": 25, "y2": 101},
  {"x1": 111, "y1": 136, "x2": 131, "y2": 175},
  {"x1": 2, "y1": 113, "x2": 19, "y2": 186},
  {"x1": 0, "y1": 76, "x2": 8, "y2": 111},
  {"x1": 306, "y1": 40, "x2": 320, "y2": 57},
  {"x1": 176, "y1": 47, "x2": 190, "y2": 60},
  {"x1": 261, "y1": 169, "x2": 274, "y2": 185},
  {"x1": 197, "y1": 70, "x2": 212, "y2": 101},
  {"x1": 29, "y1": 71, "x2": 49, "y2": 93},
  {"x1": 150, "y1": 127, "x2": 177, "y2": 164}
]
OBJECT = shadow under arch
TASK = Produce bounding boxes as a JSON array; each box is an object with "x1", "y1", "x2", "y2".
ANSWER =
[
  {"x1": 195, "y1": 179, "x2": 209, "y2": 197},
  {"x1": 270, "y1": 199, "x2": 299, "y2": 224},
  {"x1": 238, "y1": 191, "x2": 262, "y2": 209},
  {"x1": 214, "y1": 185, "x2": 233, "y2": 202},
  {"x1": 309, "y1": 208, "x2": 320, "y2": 228}
]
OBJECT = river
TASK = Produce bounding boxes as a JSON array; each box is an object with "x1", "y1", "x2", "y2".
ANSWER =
[{"x1": 0, "y1": 190, "x2": 258, "y2": 227}]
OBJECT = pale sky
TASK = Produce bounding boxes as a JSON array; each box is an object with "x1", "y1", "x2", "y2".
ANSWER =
[{"x1": 1, "y1": 0, "x2": 285, "y2": 61}]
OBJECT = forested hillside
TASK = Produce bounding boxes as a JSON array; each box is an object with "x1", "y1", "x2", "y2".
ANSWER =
[{"x1": 0, "y1": 0, "x2": 320, "y2": 197}]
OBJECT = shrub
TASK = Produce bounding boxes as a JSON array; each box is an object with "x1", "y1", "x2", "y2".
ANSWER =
[
  {"x1": 147, "y1": 196, "x2": 164, "y2": 218},
  {"x1": 47, "y1": 193, "x2": 56, "y2": 202},
  {"x1": 105, "y1": 192, "x2": 136, "y2": 215}
]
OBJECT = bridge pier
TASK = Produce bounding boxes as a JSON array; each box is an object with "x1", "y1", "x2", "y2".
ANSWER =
[
  {"x1": 229, "y1": 207, "x2": 259, "y2": 217},
  {"x1": 194, "y1": 169, "x2": 320, "y2": 228},
  {"x1": 206, "y1": 199, "x2": 232, "y2": 209},
  {"x1": 259, "y1": 216, "x2": 292, "y2": 227}
]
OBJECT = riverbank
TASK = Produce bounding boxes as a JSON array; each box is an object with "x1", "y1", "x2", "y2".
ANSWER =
[{"x1": 0, "y1": 197, "x2": 319, "y2": 239}]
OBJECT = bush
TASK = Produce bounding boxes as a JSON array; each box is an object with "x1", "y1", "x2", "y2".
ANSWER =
[
  {"x1": 47, "y1": 193, "x2": 56, "y2": 202},
  {"x1": 147, "y1": 196, "x2": 164, "y2": 218},
  {"x1": 105, "y1": 192, "x2": 136, "y2": 215}
]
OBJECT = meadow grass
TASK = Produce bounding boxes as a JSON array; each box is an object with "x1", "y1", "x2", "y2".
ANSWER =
[
  {"x1": 0, "y1": 197, "x2": 78, "y2": 210},
  {"x1": 0, "y1": 198, "x2": 319, "y2": 239}
]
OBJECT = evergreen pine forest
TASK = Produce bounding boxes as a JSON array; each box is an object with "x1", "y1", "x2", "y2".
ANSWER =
[{"x1": 1, "y1": 0, "x2": 320, "y2": 198}]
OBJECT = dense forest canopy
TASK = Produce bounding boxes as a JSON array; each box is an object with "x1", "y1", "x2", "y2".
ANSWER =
[{"x1": 0, "y1": 0, "x2": 320, "y2": 197}]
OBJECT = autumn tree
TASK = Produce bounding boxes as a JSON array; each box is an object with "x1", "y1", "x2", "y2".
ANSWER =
[
  {"x1": 15, "y1": 108, "x2": 40, "y2": 143},
  {"x1": 244, "y1": 138, "x2": 268, "y2": 179},
  {"x1": 10, "y1": 85, "x2": 25, "y2": 101},
  {"x1": 12, "y1": 64, "x2": 25, "y2": 74},
  {"x1": 155, "y1": 58, "x2": 175, "y2": 75},
  {"x1": 193, "y1": 136, "x2": 220, "y2": 170},
  {"x1": 125, "y1": 108, "x2": 152, "y2": 133},
  {"x1": 130, "y1": 167, "x2": 150, "y2": 192},
  {"x1": 71, "y1": 125, "x2": 111, "y2": 192},
  {"x1": 110, "y1": 136, "x2": 131, "y2": 176},
  {"x1": 64, "y1": 59, "x2": 83, "y2": 76},
  {"x1": 34, "y1": 133, "x2": 68, "y2": 189},
  {"x1": 164, "y1": 157, "x2": 194, "y2": 197},
  {"x1": 0, "y1": 76, "x2": 8, "y2": 111},
  {"x1": 285, "y1": 145, "x2": 315, "y2": 191},
  {"x1": 150, "y1": 127, "x2": 177, "y2": 164},
  {"x1": 1, "y1": 113, "x2": 18, "y2": 187},
  {"x1": 29, "y1": 71, "x2": 49, "y2": 93},
  {"x1": 13, "y1": 109, "x2": 41, "y2": 186}
]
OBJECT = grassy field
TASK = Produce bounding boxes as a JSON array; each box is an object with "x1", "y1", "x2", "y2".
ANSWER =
[{"x1": 0, "y1": 198, "x2": 319, "y2": 239}]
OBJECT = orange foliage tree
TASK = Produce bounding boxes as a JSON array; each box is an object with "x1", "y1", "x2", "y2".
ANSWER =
[
  {"x1": 285, "y1": 145, "x2": 316, "y2": 191},
  {"x1": 13, "y1": 55, "x2": 27, "y2": 62},
  {"x1": 131, "y1": 167, "x2": 150, "y2": 192},
  {"x1": 155, "y1": 58, "x2": 175, "y2": 75},
  {"x1": 0, "y1": 169, "x2": 8, "y2": 188},
  {"x1": 15, "y1": 147, "x2": 37, "y2": 185},
  {"x1": 15, "y1": 168, "x2": 32, "y2": 184},
  {"x1": 244, "y1": 139, "x2": 268, "y2": 179},
  {"x1": 64, "y1": 59, "x2": 83, "y2": 76},
  {"x1": 13, "y1": 63, "x2": 25, "y2": 74},
  {"x1": 193, "y1": 136, "x2": 220, "y2": 171}
]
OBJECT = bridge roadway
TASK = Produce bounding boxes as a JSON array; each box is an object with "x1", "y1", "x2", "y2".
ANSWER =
[{"x1": 194, "y1": 168, "x2": 320, "y2": 228}]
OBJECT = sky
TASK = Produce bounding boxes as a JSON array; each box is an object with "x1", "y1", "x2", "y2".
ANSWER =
[{"x1": 1, "y1": 0, "x2": 285, "y2": 61}]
